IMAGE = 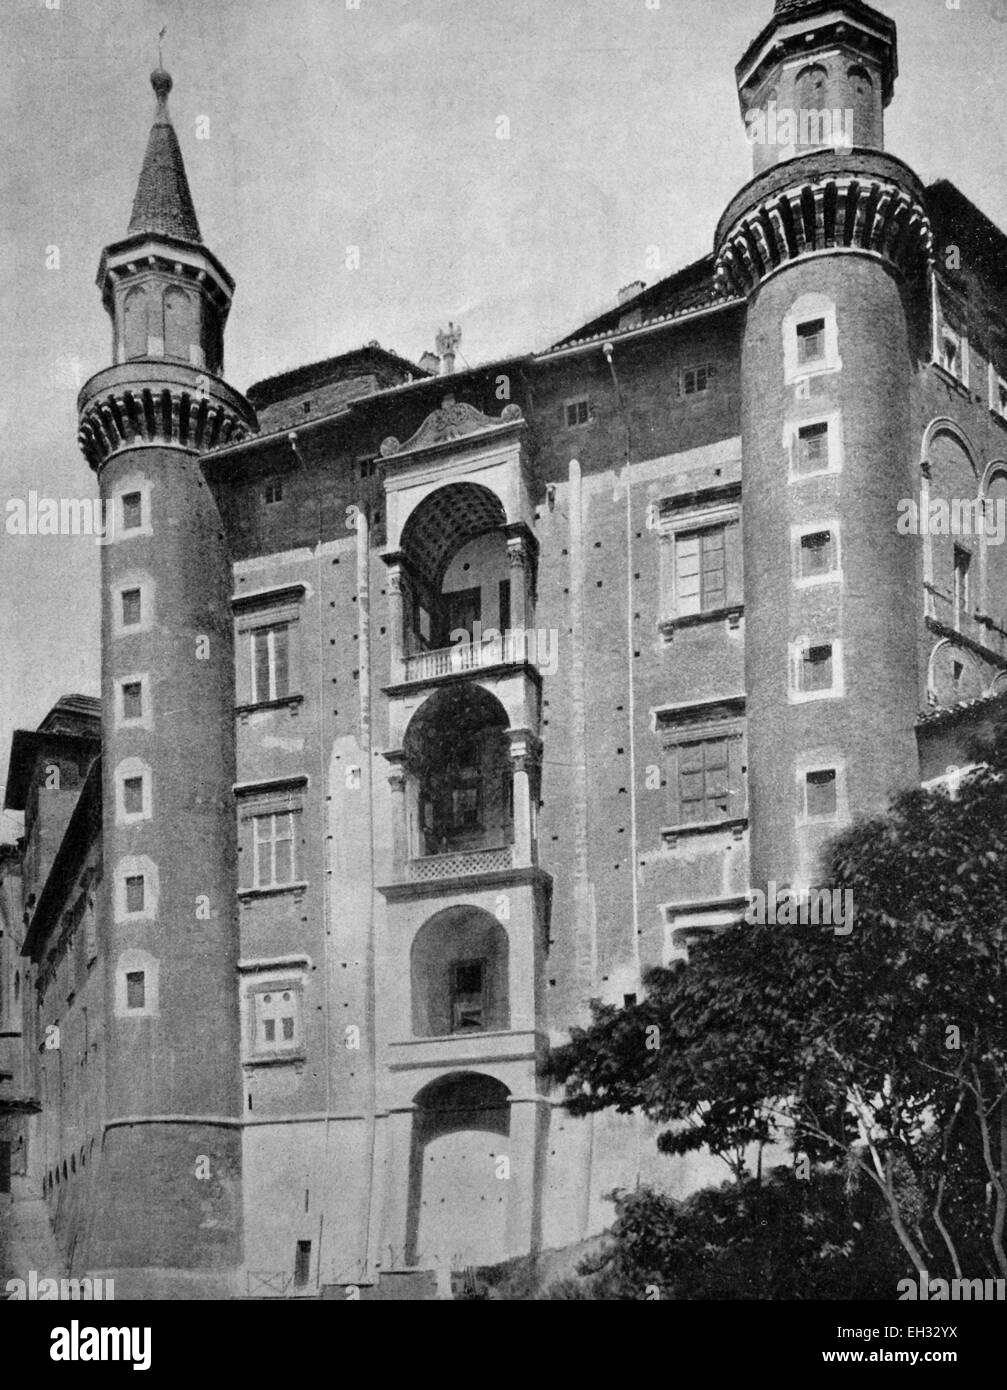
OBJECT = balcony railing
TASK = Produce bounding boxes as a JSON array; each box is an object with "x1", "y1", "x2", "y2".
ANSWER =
[
  {"x1": 406, "y1": 845, "x2": 514, "y2": 882},
  {"x1": 402, "y1": 633, "x2": 530, "y2": 684}
]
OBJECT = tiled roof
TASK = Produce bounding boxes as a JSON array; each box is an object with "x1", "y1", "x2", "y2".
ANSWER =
[
  {"x1": 917, "y1": 691, "x2": 1007, "y2": 727},
  {"x1": 127, "y1": 69, "x2": 201, "y2": 244},
  {"x1": 774, "y1": 0, "x2": 820, "y2": 16},
  {"x1": 545, "y1": 255, "x2": 737, "y2": 355}
]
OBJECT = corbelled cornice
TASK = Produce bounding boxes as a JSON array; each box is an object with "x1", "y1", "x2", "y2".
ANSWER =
[
  {"x1": 714, "y1": 149, "x2": 933, "y2": 296},
  {"x1": 77, "y1": 361, "x2": 257, "y2": 472}
]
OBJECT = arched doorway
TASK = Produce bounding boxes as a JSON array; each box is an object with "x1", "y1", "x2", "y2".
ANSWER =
[{"x1": 406, "y1": 1072, "x2": 511, "y2": 1271}]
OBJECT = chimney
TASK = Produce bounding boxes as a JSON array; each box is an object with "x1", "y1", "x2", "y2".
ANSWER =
[
  {"x1": 617, "y1": 280, "x2": 646, "y2": 305},
  {"x1": 435, "y1": 322, "x2": 461, "y2": 375}
]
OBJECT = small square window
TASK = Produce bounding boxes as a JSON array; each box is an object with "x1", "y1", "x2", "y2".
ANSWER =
[
  {"x1": 125, "y1": 971, "x2": 145, "y2": 1010},
  {"x1": 805, "y1": 768, "x2": 837, "y2": 818},
  {"x1": 125, "y1": 875, "x2": 145, "y2": 913},
  {"x1": 799, "y1": 529, "x2": 836, "y2": 580},
  {"x1": 802, "y1": 643, "x2": 834, "y2": 692},
  {"x1": 123, "y1": 776, "x2": 145, "y2": 815},
  {"x1": 565, "y1": 398, "x2": 590, "y2": 428},
  {"x1": 122, "y1": 681, "x2": 143, "y2": 719},
  {"x1": 796, "y1": 319, "x2": 826, "y2": 365},
  {"x1": 121, "y1": 588, "x2": 142, "y2": 627},
  {"x1": 795, "y1": 422, "x2": 830, "y2": 476},
  {"x1": 682, "y1": 363, "x2": 716, "y2": 396},
  {"x1": 121, "y1": 492, "x2": 143, "y2": 530},
  {"x1": 264, "y1": 481, "x2": 283, "y2": 505}
]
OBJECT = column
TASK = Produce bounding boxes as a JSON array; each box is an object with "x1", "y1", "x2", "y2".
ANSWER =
[
  {"x1": 386, "y1": 757, "x2": 408, "y2": 871},
  {"x1": 506, "y1": 729, "x2": 540, "y2": 868}
]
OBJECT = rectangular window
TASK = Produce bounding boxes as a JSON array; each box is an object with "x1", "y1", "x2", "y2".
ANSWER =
[
  {"x1": 682, "y1": 363, "x2": 716, "y2": 396},
  {"x1": 678, "y1": 737, "x2": 731, "y2": 824},
  {"x1": 450, "y1": 960, "x2": 486, "y2": 1032},
  {"x1": 796, "y1": 318, "x2": 826, "y2": 365},
  {"x1": 805, "y1": 768, "x2": 838, "y2": 819},
  {"x1": 125, "y1": 971, "x2": 145, "y2": 1010},
  {"x1": 123, "y1": 776, "x2": 145, "y2": 815},
  {"x1": 264, "y1": 481, "x2": 283, "y2": 504},
  {"x1": 250, "y1": 625, "x2": 290, "y2": 704},
  {"x1": 122, "y1": 681, "x2": 143, "y2": 720},
  {"x1": 954, "y1": 545, "x2": 971, "y2": 622},
  {"x1": 676, "y1": 527, "x2": 726, "y2": 616},
  {"x1": 125, "y1": 875, "x2": 145, "y2": 913},
  {"x1": 121, "y1": 588, "x2": 142, "y2": 628},
  {"x1": 801, "y1": 643, "x2": 834, "y2": 692},
  {"x1": 565, "y1": 398, "x2": 590, "y2": 428},
  {"x1": 795, "y1": 422, "x2": 830, "y2": 477},
  {"x1": 294, "y1": 1241, "x2": 311, "y2": 1288},
  {"x1": 121, "y1": 492, "x2": 143, "y2": 531},
  {"x1": 252, "y1": 812, "x2": 296, "y2": 888},
  {"x1": 254, "y1": 987, "x2": 300, "y2": 1050},
  {"x1": 798, "y1": 529, "x2": 836, "y2": 580}
]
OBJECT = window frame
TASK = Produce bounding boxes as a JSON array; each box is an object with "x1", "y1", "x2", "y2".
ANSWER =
[
  {"x1": 656, "y1": 697, "x2": 747, "y2": 837},
  {"x1": 658, "y1": 489, "x2": 742, "y2": 628},
  {"x1": 236, "y1": 776, "x2": 309, "y2": 898},
  {"x1": 250, "y1": 623, "x2": 291, "y2": 705},
  {"x1": 114, "y1": 758, "x2": 153, "y2": 825},
  {"x1": 679, "y1": 362, "x2": 717, "y2": 398},
  {"x1": 792, "y1": 519, "x2": 842, "y2": 588},
  {"x1": 783, "y1": 295, "x2": 842, "y2": 384},
  {"x1": 233, "y1": 585, "x2": 306, "y2": 711},
  {"x1": 785, "y1": 411, "x2": 843, "y2": 482},
  {"x1": 246, "y1": 976, "x2": 306, "y2": 1060},
  {"x1": 789, "y1": 637, "x2": 845, "y2": 703}
]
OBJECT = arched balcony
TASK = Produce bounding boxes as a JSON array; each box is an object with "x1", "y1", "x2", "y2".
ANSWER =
[
  {"x1": 389, "y1": 685, "x2": 539, "y2": 880},
  {"x1": 384, "y1": 481, "x2": 536, "y2": 686}
]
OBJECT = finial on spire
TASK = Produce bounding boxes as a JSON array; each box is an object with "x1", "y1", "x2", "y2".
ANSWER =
[{"x1": 157, "y1": 23, "x2": 167, "y2": 68}]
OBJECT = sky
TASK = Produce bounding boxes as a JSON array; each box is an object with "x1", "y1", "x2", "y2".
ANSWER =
[{"x1": 2, "y1": 0, "x2": 1007, "y2": 840}]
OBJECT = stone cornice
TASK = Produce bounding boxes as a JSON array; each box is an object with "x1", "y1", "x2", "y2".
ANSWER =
[
  {"x1": 77, "y1": 360, "x2": 257, "y2": 471},
  {"x1": 715, "y1": 149, "x2": 933, "y2": 296},
  {"x1": 380, "y1": 397, "x2": 524, "y2": 462}
]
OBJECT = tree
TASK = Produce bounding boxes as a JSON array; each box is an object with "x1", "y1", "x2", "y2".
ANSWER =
[{"x1": 547, "y1": 722, "x2": 1007, "y2": 1283}]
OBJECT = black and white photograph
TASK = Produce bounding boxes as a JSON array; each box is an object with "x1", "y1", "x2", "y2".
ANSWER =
[{"x1": 2, "y1": 0, "x2": 1007, "y2": 1354}]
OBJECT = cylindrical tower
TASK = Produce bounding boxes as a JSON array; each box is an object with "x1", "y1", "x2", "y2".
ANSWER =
[
  {"x1": 77, "y1": 68, "x2": 256, "y2": 1289},
  {"x1": 716, "y1": 0, "x2": 933, "y2": 892}
]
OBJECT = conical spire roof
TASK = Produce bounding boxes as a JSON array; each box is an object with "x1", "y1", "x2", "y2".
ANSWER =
[{"x1": 127, "y1": 68, "x2": 202, "y2": 243}]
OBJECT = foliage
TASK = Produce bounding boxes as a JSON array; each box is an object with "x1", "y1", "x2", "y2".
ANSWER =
[
  {"x1": 539, "y1": 1172, "x2": 907, "y2": 1300},
  {"x1": 547, "y1": 721, "x2": 1007, "y2": 1283}
]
